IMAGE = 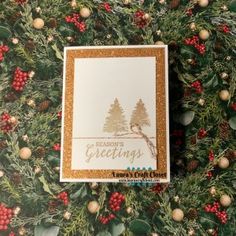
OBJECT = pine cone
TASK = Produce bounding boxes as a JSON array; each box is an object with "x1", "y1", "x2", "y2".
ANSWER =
[
  {"x1": 0, "y1": 140, "x2": 7, "y2": 151},
  {"x1": 9, "y1": 12, "x2": 21, "y2": 24},
  {"x1": 34, "y1": 146, "x2": 46, "y2": 158},
  {"x1": 48, "y1": 18, "x2": 57, "y2": 28},
  {"x1": 48, "y1": 200, "x2": 59, "y2": 213},
  {"x1": 186, "y1": 159, "x2": 199, "y2": 172},
  {"x1": 147, "y1": 201, "x2": 160, "y2": 215},
  {"x1": 4, "y1": 92, "x2": 18, "y2": 102},
  {"x1": 225, "y1": 150, "x2": 236, "y2": 162},
  {"x1": 25, "y1": 40, "x2": 36, "y2": 52},
  {"x1": 129, "y1": 35, "x2": 143, "y2": 44},
  {"x1": 94, "y1": 20, "x2": 105, "y2": 31},
  {"x1": 186, "y1": 208, "x2": 198, "y2": 220},
  {"x1": 10, "y1": 172, "x2": 22, "y2": 185},
  {"x1": 218, "y1": 120, "x2": 230, "y2": 140},
  {"x1": 37, "y1": 100, "x2": 51, "y2": 112},
  {"x1": 214, "y1": 41, "x2": 223, "y2": 51},
  {"x1": 169, "y1": 0, "x2": 181, "y2": 9}
]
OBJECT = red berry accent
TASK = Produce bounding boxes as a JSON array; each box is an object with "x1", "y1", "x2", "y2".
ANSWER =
[
  {"x1": 99, "y1": 213, "x2": 116, "y2": 224},
  {"x1": 198, "y1": 128, "x2": 207, "y2": 139},
  {"x1": 9, "y1": 232, "x2": 16, "y2": 236},
  {"x1": 109, "y1": 192, "x2": 125, "y2": 212},
  {"x1": 184, "y1": 35, "x2": 206, "y2": 55},
  {"x1": 102, "y1": 2, "x2": 112, "y2": 12},
  {"x1": 65, "y1": 13, "x2": 86, "y2": 32},
  {"x1": 0, "y1": 45, "x2": 9, "y2": 62},
  {"x1": 204, "y1": 201, "x2": 227, "y2": 224},
  {"x1": 219, "y1": 24, "x2": 230, "y2": 34},
  {"x1": 207, "y1": 171, "x2": 213, "y2": 179},
  {"x1": 53, "y1": 143, "x2": 61, "y2": 151},
  {"x1": 1, "y1": 112, "x2": 13, "y2": 133},
  {"x1": 0, "y1": 203, "x2": 14, "y2": 232},
  {"x1": 151, "y1": 183, "x2": 163, "y2": 193},
  {"x1": 186, "y1": 8, "x2": 193, "y2": 16},
  {"x1": 191, "y1": 80, "x2": 203, "y2": 94},
  {"x1": 194, "y1": 43, "x2": 206, "y2": 55},
  {"x1": 57, "y1": 191, "x2": 69, "y2": 206},
  {"x1": 12, "y1": 67, "x2": 30, "y2": 92},
  {"x1": 208, "y1": 150, "x2": 214, "y2": 162},
  {"x1": 134, "y1": 10, "x2": 148, "y2": 28}
]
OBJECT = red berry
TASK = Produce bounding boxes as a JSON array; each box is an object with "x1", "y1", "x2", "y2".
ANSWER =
[
  {"x1": 198, "y1": 128, "x2": 207, "y2": 139},
  {"x1": 230, "y1": 103, "x2": 236, "y2": 111}
]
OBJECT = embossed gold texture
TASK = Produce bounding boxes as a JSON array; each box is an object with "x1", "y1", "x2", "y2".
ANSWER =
[{"x1": 62, "y1": 47, "x2": 167, "y2": 181}]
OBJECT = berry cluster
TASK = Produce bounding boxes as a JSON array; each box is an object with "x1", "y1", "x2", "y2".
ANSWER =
[
  {"x1": 99, "y1": 213, "x2": 115, "y2": 225},
  {"x1": 204, "y1": 201, "x2": 220, "y2": 213},
  {"x1": 9, "y1": 232, "x2": 15, "y2": 236},
  {"x1": 204, "y1": 202, "x2": 228, "y2": 224},
  {"x1": 12, "y1": 67, "x2": 29, "y2": 92},
  {"x1": 215, "y1": 210, "x2": 227, "y2": 224},
  {"x1": 207, "y1": 171, "x2": 213, "y2": 179},
  {"x1": 0, "y1": 203, "x2": 13, "y2": 231},
  {"x1": 208, "y1": 150, "x2": 214, "y2": 162},
  {"x1": 0, "y1": 45, "x2": 9, "y2": 62},
  {"x1": 197, "y1": 128, "x2": 207, "y2": 139},
  {"x1": 219, "y1": 24, "x2": 230, "y2": 34},
  {"x1": 57, "y1": 192, "x2": 69, "y2": 206},
  {"x1": 1, "y1": 113, "x2": 13, "y2": 133},
  {"x1": 53, "y1": 143, "x2": 61, "y2": 151},
  {"x1": 109, "y1": 192, "x2": 125, "y2": 211},
  {"x1": 151, "y1": 183, "x2": 164, "y2": 194},
  {"x1": 65, "y1": 13, "x2": 86, "y2": 32},
  {"x1": 134, "y1": 10, "x2": 148, "y2": 28},
  {"x1": 191, "y1": 80, "x2": 203, "y2": 94},
  {"x1": 101, "y1": 2, "x2": 112, "y2": 12},
  {"x1": 184, "y1": 35, "x2": 206, "y2": 54}
]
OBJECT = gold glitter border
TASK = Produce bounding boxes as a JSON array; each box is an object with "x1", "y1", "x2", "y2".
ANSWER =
[{"x1": 62, "y1": 47, "x2": 167, "y2": 180}]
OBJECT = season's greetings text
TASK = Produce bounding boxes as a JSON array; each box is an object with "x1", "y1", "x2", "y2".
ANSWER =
[{"x1": 85, "y1": 141, "x2": 144, "y2": 163}]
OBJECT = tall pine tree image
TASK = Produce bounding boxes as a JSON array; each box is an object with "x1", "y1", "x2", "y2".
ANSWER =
[
  {"x1": 130, "y1": 99, "x2": 150, "y2": 127},
  {"x1": 103, "y1": 98, "x2": 128, "y2": 135}
]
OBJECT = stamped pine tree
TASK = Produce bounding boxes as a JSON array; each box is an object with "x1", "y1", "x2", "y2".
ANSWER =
[
  {"x1": 130, "y1": 99, "x2": 150, "y2": 127},
  {"x1": 103, "y1": 98, "x2": 128, "y2": 135}
]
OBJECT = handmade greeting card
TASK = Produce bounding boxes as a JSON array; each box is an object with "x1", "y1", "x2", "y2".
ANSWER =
[{"x1": 61, "y1": 46, "x2": 169, "y2": 182}]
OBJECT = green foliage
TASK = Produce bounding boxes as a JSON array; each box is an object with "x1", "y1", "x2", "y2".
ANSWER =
[
  {"x1": 0, "y1": 25, "x2": 12, "y2": 39},
  {"x1": 34, "y1": 225, "x2": 60, "y2": 236},
  {"x1": 109, "y1": 222, "x2": 125, "y2": 236},
  {"x1": 129, "y1": 219, "x2": 151, "y2": 235}
]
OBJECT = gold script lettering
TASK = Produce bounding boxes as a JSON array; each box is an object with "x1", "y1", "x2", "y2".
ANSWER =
[{"x1": 85, "y1": 144, "x2": 143, "y2": 163}]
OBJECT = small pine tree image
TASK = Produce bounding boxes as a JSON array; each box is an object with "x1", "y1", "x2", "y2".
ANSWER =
[
  {"x1": 103, "y1": 98, "x2": 128, "y2": 135},
  {"x1": 130, "y1": 99, "x2": 150, "y2": 127}
]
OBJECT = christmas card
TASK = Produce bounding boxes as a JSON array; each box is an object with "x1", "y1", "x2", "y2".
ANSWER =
[{"x1": 61, "y1": 46, "x2": 169, "y2": 182}]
